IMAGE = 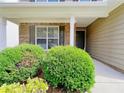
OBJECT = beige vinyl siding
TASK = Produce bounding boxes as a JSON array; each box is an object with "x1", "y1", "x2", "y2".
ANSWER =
[{"x1": 87, "y1": 4, "x2": 124, "y2": 71}]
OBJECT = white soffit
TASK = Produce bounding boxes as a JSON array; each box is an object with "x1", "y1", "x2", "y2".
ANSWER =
[{"x1": 77, "y1": 18, "x2": 97, "y2": 27}]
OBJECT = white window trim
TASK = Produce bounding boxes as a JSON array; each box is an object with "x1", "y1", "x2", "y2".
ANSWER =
[{"x1": 35, "y1": 25, "x2": 59, "y2": 50}]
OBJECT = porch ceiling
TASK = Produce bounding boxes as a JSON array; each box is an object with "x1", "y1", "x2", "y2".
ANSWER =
[{"x1": 8, "y1": 17, "x2": 97, "y2": 27}]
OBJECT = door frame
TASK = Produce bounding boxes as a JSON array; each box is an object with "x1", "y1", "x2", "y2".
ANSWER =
[{"x1": 76, "y1": 29, "x2": 86, "y2": 50}]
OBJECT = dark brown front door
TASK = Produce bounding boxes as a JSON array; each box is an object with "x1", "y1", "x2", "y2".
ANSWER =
[{"x1": 76, "y1": 31, "x2": 85, "y2": 49}]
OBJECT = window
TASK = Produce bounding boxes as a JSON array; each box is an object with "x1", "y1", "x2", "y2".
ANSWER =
[
  {"x1": 35, "y1": 26, "x2": 59, "y2": 50},
  {"x1": 34, "y1": 0, "x2": 47, "y2": 2},
  {"x1": 48, "y1": 0, "x2": 58, "y2": 2},
  {"x1": 33, "y1": 0, "x2": 58, "y2": 2}
]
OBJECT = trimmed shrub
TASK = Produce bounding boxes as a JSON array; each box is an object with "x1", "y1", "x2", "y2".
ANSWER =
[
  {"x1": 0, "y1": 44, "x2": 44, "y2": 85},
  {"x1": 43, "y1": 46, "x2": 95, "y2": 92},
  {"x1": 0, "y1": 77, "x2": 48, "y2": 93}
]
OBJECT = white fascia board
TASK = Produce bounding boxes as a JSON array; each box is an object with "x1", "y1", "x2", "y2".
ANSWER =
[
  {"x1": 0, "y1": 6, "x2": 108, "y2": 18},
  {"x1": 0, "y1": 2, "x2": 107, "y2": 8}
]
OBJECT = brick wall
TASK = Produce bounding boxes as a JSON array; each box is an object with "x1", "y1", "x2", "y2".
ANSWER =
[
  {"x1": 19, "y1": 23, "x2": 30, "y2": 44},
  {"x1": 64, "y1": 23, "x2": 70, "y2": 45},
  {"x1": 19, "y1": 23, "x2": 75, "y2": 45}
]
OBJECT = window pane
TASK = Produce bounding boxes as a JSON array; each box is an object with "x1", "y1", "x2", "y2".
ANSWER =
[
  {"x1": 80, "y1": 0, "x2": 90, "y2": 2},
  {"x1": 37, "y1": 39, "x2": 46, "y2": 49},
  {"x1": 60, "y1": 0, "x2": 78, "y2": 2},
  {"x1": 36, "y1": 0, "x2": 47, "y2": 2},
  {"x1": 48, "y1": 27, "x2": 58, "y2": 39},
  {"x1": 48, "y1": 0, "x2": 58, "y2": 2},
  {"x1": 30, "y1": 0, "x2": 35, "y2": 2},
  {"x1": 48, "y1": 39, "x2": 58, "y2": 49},
  {"x1": 37, "y1": 27, "x2": 47, "y2": 39}
]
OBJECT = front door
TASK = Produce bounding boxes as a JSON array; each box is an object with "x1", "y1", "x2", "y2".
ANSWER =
[{"x1": 76, "y1": 31, "x2": 85, "y2": 49}]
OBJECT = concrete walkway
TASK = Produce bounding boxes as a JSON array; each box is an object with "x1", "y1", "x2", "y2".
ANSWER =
[{"x1": 92, "y1": 59, "x2": 124, "y2": 93}]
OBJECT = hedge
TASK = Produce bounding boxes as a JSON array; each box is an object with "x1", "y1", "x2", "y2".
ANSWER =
[
  {"x1": 0, "y1": 44, "x2": 44, "y2": 85},
  {"x1": 43, "y1": 46, "x2": 95, "y2": 92}
]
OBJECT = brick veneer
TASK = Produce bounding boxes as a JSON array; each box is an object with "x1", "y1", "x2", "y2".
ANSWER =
[
  {"x1": 19, "y1": 23, "x2": 30, "y2": 44},
  {"x1": 19, "y1": 23, "x2": 77, "y2": 45}
]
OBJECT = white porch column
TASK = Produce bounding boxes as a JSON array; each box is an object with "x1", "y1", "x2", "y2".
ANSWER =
[
  {"x1": 0, "y1": 18, "x2": 7, "y2": 51},
  {"x1": 6, "y1": 21, "x2": 19, "y2": 47},
  {"x1": 70, "y1": 16, "x2": 75, "y2": 46}
]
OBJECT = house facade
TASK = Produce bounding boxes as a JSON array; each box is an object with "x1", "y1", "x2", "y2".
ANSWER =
[
  {"x1": 0, "y1": 0, "x2": 124, "y2": 72},
  {"x1": 0, "y1": 0, "x2": 109, "y2": 50}
]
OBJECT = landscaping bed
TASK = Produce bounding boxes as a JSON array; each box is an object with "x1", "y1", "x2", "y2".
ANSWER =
[{"x1": 0, "y1": 44, "x2": 95, "y2": 93}]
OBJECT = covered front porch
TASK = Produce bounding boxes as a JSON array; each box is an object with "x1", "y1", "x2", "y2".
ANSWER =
[
  {"x1": 0, "y1": 1, "x2": 108, "y2": 50},
  {"x1": 19, "y1": 21, "x2": 87, "y2": 50},
  {"x1": 0, "y1": 17, "x2": 87, "y2": 50}
]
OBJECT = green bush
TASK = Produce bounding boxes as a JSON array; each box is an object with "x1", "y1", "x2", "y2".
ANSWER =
[
  {"x1": 0, "y1": 44, "x2": 44, "y2": 85},
  {"x1": 0, "y1": 77, "x2": 48, "y2": 93},
  {"x1": 43, "y1": 46, "x2": 95, "y2": 92}
]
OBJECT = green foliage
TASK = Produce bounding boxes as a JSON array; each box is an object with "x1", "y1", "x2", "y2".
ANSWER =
[
  {"x1": 43, "y1": 46, "x2": 95, "y2": 92},
  {"x1": 26, "y1": 77, "x2": 48, "y2": 93},
  {"x1": 0, "y1": 77, "x2": 48, "y2": 93},
  {"x1": 0, "y1": 83, "x2": 22, "y2": 93},
  {"x1": 0, "y1": 44, "x2": 44, "y2": 85}
]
